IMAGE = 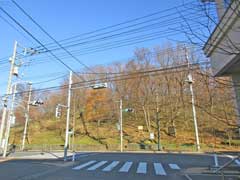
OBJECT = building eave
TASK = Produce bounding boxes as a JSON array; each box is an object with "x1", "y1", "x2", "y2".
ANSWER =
[
  {"x1": 214, "y1": 53, "x2": 240, "y2": 76},
  {"x1": 203, "y1": 0, "x2": 240, "y2": 57}
]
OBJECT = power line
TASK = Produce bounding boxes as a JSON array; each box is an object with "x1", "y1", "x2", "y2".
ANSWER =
[
  {"x1": 33, "y1": 1, "x2": 203, "y2": 50},
  {"x1": 38, "y1": 23, "x2": 205, "y2": 54},
  {"x1": 11, "y1": 0, "x2": 94, "y2": 73},
  {"x1": 1, "y1": 61, "x2": 209, "y2": 97},
  {"x1": 0, "y1": 73, "x2": 67, "y2": 87},
  {"x1": 0, "y1": 1, "x2": 213, "y2": 63},
  {"x1": 15, "y1": 25, "x2": 203, "y2": 62},
  {"x1": 44, "y1": 27, "x2": 202, "y2": 57},
  {"x1": 196, "y1": 71, "x2": 240, "y2": 87},
  {"x1": 35, "y1": 12, "x2": 210, "y2": 53},
  {"x1": 0, "y1": 44, "x2": 203, "y2": 76},
  {"x1": 32, "y1": 74, "x2": 67, "y2": 85},
  {"x1": 38, "y1": 3, "x2": 214, "y2": 51},
  {"x1": 0, "y1": 44, "x2": 202, "y2": 74},
  {"x1": 0, "y1": 12, "x2": 209, "y2": 64},
  {"x1": 0, "y1": 5, "x2": 84, "y2": 81},
  {"x1": 0, "y1": 14, "x2": 35, "y2": 45}
]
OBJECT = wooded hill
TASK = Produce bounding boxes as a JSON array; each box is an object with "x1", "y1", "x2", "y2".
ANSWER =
[{"x1": 9, "y1": 44, "x2": 240, "y2": 151}]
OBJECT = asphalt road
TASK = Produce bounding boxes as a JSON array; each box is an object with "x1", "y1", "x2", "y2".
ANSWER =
[{"x1": 0, "y1": 152, "x2": 239, "y2": 180}]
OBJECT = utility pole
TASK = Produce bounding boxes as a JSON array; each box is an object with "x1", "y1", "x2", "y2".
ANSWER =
[
  {"x1": 185, "y1": 47, "x2": 200, "y2": 151},
  {"x1": 22, "y1": 83, "x2": 32, "y2": 151},
  {"x1": 72, "y1": 97, "x2": 76, "y2": 151},
  {"x1": 0, "y1": 41, "x2": 18, "y2": 147},
  {"x1": 3, "y1": 84, "x2": 17, "y2": 157},
  {"x1": 64, "y1": 71, "x2": 72, "y2": 161},
  {"x1": 156, "y1": 93, "x2": 161, "y2": 151},
  {"x1": 119, "y1": 99, "x2": 123, "y2": 152}
]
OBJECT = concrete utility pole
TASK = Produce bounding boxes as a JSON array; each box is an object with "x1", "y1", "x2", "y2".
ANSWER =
[
  {"x1": 72, "y1": 98, "x2": 76, "y2": 151},
  {"x1": 119, "y1": 99, "x2": 123, "y2": 152},
  {"x1": 0, "y1": 41, "x2": 18, "y2": 147},
  {"x1": 22, "y1": 83, "x2": 32, "y2": 151},
  {"x1": 64, "y1": 71, "x2": 72, "y2": 161},
  {"x1": 156, "y1": 93, "x2": 161, "y2": 151},
  {"x1": 185, "y1": 47, "x2": 200, "y2": 151},
  {"x1": 3, "y1": 84, "x2": 17, "y2": 157}
]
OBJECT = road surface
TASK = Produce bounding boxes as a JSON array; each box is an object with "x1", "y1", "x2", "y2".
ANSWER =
[{"x1": 0, "y1": 152, "x2": 239, "y2": 180}]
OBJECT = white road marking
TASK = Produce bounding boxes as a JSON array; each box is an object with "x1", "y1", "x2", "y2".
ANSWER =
[
  {"x1": 72, "y1": 160, "x2": 96, "y2": 170},
  {"x1": 235, "y1": 159, "x2": 240, "y2": 166},
  {"x1": 67, "y1": 153, "x2": 99, "y2": 160},
  {"x1": 87, "y1": 161, "x2": 108, "y2": 171},
  {"x1": 169, "y1": 163, "x2": 180, "y2": 170},
  {"x1": 119, "y1": 161, "x2": 133, "y2": 172},
  {"x1": 102, "y1": 161, "x2": 120, "y2": 172},
  {"x1": 184, "y1": 174, "x2": 193, "y2": 180},
  {"x1": 153, "y1": 163, "x2": 166, "y2": 175},
  {"x1": 75, "y1": 153, "x2": 99, "y2": 159},
  {"x1": 137, "y1": 162, "x2": 147, "y2": 174},
  {"x1": 224, "y1": 155, "x2": 240, "y2": 166},
  {"x1": 73, "y1": 160, "x2": 181, "y2": 176}
]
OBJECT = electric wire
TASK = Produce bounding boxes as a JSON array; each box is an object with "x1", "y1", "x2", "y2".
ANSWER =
[
  {"x1": 11, "y1": 0, "x2": 94, "y2": 73},
  {"x1": 33, "y1": 1, "x2": 199, "y2": 49},
  {"x1": 35, "y1": 12, "x2": 212, "y2": 53},
  {"x1": 0, "y1": 5, "x2": 85, "y2": 81},
  {"x1": 0, "y1": 12, "x2": 209, "y2": 64},
  {"x1": 1, "y1": 61, "x2": 209, "y2": 97},
  {"x1": 0, "y1": 1, "x2": 216, "y2": 63}
]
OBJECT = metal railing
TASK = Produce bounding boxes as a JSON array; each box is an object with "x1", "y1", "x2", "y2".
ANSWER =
[{"x1": 212, "y1": 154, "x2": 240, "y2": 180}]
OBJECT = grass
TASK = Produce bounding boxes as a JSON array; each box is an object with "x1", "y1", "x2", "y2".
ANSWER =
[
  {"x1": 221, "y1": 139, "x2": 240, "y2": 146},
  {"x1": 8, "y1": 119, "x2": 240, "y2": 152},
  {"x1": 30, "y1": 131, "x2": 64, "y2": 144},
  {"x1": 73, "y1": 136, "x2": 101, "y2": 145}
]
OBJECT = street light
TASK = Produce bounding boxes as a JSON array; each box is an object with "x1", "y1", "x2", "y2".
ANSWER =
[
  {"x1": 184, "y1": 47, "x2": 200, "y2": 151},
  {"x1": 116, "y1": 99, "x2": 134, "y2": 152},
  {"x1": 29, "y1": 99, "x2": 44, "y2": 106},
  {"x1": 63, "y1": 71, "x2": 108, "y2": 161},
  {"x1": 89, "y1": 82, "x2": 108, "y2": 89}
]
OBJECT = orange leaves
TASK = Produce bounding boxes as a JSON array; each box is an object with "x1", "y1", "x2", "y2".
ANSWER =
[{"x1": 85, "y1": 88, "x2": 112, "y2": 121}]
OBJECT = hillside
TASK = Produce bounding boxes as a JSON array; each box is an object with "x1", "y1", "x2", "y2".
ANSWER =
[
  {"x1": 10, "y1": 117, "x2": 240, "y2": 152},
  {"x1": 7, "y1": 45, "x2": 240, "y2": 152}
]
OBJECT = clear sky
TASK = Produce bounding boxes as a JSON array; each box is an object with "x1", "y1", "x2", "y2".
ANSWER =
[{"x1": 0, "y1": 0, "x2": 207, "y2": 98}]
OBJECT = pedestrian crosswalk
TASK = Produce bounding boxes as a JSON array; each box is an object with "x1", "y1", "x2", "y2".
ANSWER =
[
  {"x1": 118, "y1": 161, "x2": 132, "y2": 172},
  {"x1": 153, "y1": 163, "x2": 166, "y2": 175},
  {"x1": 136, "y1": 162, "x2": 147, "y2": 174},
  {"x1": 72, "y1": 160, "x2": 181, "y2": 176},
  {"x1": 102, "y1": 161, "x2": 120, "y2": 172},
  {"x1": 72, "y1": 160, "x2": 96, "y2": 170},
  {"x1": 87, "y1": 161, "x2": 108, "y2": 171},
  {"x1": 169, "y1": 163, "x2": 180, "y2": 170}
]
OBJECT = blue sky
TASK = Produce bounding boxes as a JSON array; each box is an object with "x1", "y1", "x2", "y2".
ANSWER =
[{"x1": 0, "y1": 0, "x2": 206, "y2": 97}]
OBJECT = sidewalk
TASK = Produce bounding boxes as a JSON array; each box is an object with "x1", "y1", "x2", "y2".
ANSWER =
[{"x1": 11, "y1": 151, "x2": 74, "y2": 159}]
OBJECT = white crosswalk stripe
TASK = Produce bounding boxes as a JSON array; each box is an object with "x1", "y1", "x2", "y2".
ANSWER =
[
  {"x1": 72, "y1": 160, "x2": 181, "y2": 176},
  {"x1": 235, "y1": 159, "x2": 240, "y2": 166},
  {"x1": 87, "y1": 161, "x2": 108, "y2": 171},
  {"x1": 154, "y1": 163, "x2": 166, "y2": 175},
  {"x1": 136, "y1": 162, "x2": 147, "y2": 174},
  {"x1": 72, "y1": 160, "x2": 96, "y2": 170},
  {"x1": 169, "y1": 163, "x2": 180, "y2": 170},
  {"x1": 118, "y1": 161, "x2": 133, "y2": 172},
  {"x1": 102, "y1": 161, "x2": 119, "y2": 172}
]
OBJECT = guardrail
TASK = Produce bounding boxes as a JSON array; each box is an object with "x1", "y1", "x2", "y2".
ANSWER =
[
  {"x1": 8, "y1": 142, "x2": 239, "y2": 153},
  {"x1": 10, "y1": 143, "x2": 197, "y2": 152}
]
